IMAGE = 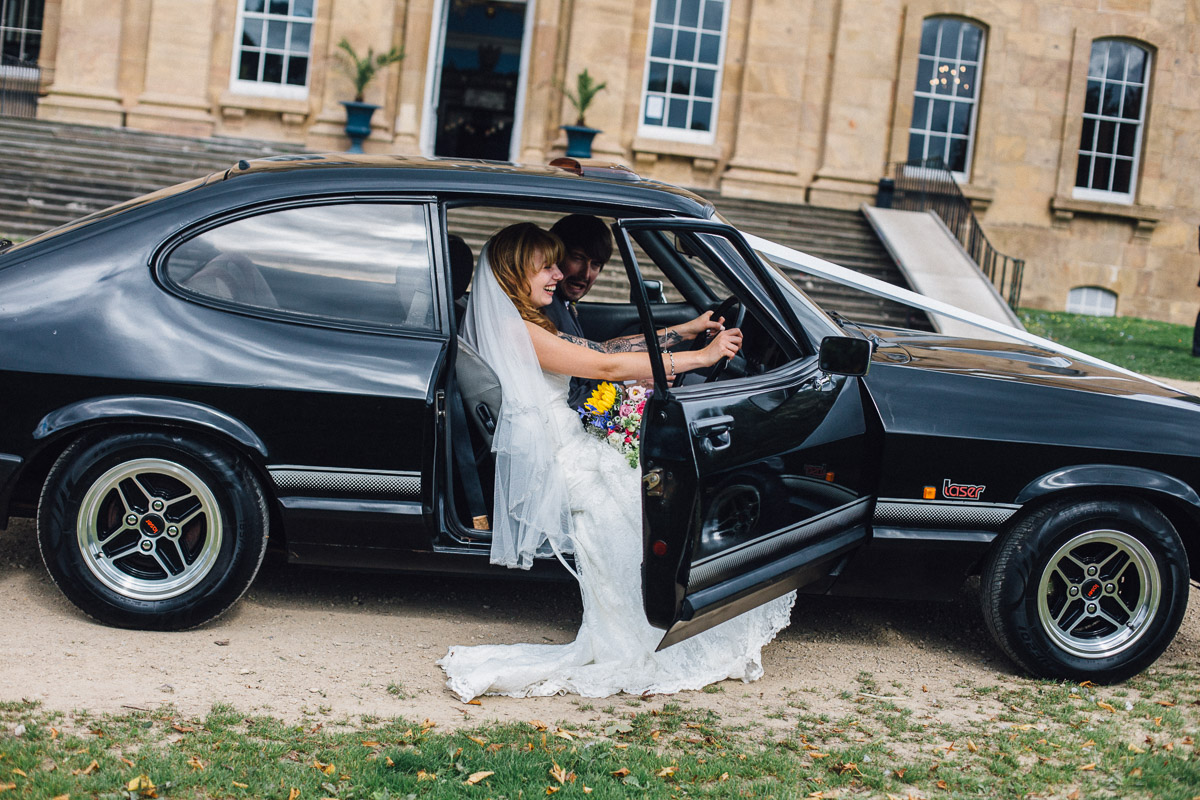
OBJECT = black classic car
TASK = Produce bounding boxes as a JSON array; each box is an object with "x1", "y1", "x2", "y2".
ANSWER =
[{"x1": 1, "y1": 155, "x2": 1196, "y2": 684}]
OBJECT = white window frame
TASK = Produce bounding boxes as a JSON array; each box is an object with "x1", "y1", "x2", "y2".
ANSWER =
[
  {"x1": 906, "y1": 16, "x2": 985, "y2": 182},
  {"x1": 0, "y1": 0, "x2": 43, "y2": 64},
  {"x1": 418, "y1": 0, "x2": 535, "y2": 162},
  {"x1": 1072, "y1": 39, "x2": 1150, "y2": 206},
  {"x1": 1065, "y1": 286, "x2": 1117, "y2": 317},
  {"x1": 228, "y1": 0, "x2": 316, "y2": 101},
  {"x1": 637, "y1": 0, "x2": 730, "y2": 146}
]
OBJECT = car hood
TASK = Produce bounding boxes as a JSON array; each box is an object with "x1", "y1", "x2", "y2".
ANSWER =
[{"x1": 864, "y1": 326, "x2": 1197, "y2": 404}]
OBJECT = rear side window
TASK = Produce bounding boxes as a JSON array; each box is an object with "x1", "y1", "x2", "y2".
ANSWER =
[{"x1": 164, "y1": 203, "x2": 436, "y2": 331}]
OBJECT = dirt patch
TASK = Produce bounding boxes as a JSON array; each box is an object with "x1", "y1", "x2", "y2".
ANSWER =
[{"x1": 2, "y1": 517, "x2": 1198, "y2": 732}]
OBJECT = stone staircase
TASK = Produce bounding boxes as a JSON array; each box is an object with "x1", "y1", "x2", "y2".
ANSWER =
[{"x1": 0, "y1": 118, "x2": 923, "y2": 329}]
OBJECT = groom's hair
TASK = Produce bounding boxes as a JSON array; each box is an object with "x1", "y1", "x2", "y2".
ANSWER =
[
  {"x1": 489, "y1": 222, "x2": 565, "y2": 334},
  {"x1": 550, "y1": 214, "x2": 613, "y2": 267}
]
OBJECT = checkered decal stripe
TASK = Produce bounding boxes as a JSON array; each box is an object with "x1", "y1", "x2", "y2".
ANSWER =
[
  {"x1": 269, "y1": 468, "x2": 421, "y2": 499},
  {"x1": 873, "y1": 499, "x2": 1018, "y2": 529}
]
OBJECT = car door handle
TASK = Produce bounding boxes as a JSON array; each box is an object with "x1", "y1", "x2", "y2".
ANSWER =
[{"x1": 690, "y1": 415, "x2": 734, "y2": 452}]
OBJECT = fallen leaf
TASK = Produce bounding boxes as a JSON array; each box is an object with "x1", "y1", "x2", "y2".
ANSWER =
[
  {"x1": 384, "y1": 757, "x2": 394, "y2": 767},
  {"x1": 360, "y1": 740, "x2": 380, "y2": 747},
  {"x1": 487, "y1": 743, "x2": 503, "y2": 753},
  {"x1": 656, "y1": 766, "x2": 676, "y2": 778},
  {"x1": 554, "y1": 729, "x2": 574, "y2": 741},
  {"x1": 893, "y1": 768, "x2": 906, "y2": 779},
  {"x1": 1079, "y1": 763, "x2": 1096, "y2": 771},
  {"x1": 936, "y1": 780, "x2": 948, "y2": 790},
  {"x1": 8, "y1": 771, "x2": 24, "y2": 778},
  {"x1": 49, "y1": 727, "x2": 59, "y2": 740},
  {"x1": 127, "y1": 775, "x2": 157, "y2": 797},
  {"x1": 311, "y1": 760, "x2": 335, "y2": 775},
  {"x1": 529, "y1": 719, "x2": 549, "y2": 731},
  {"x1": 232, "y1": 780, "x2": 248, "y2": 788},
  {"x1": 549, "y1": 762, "x2": 569, "y2": 784},
  {"x1": 187, "y1": 756, "x2": 204, "y2": 771},
  {"x1": 649, "y1": 730, "x2": 660, "y2": 740},
  {"x1": 1154, "y1": 717, "x2": 1163, "y2": 727},
  {"x1": 718, "y1": 772, "x2": 729, "y2": 781},
  {"x1": 1129, "y1": 767, "x2": 1143, "y2": 777},
  {"x1": 944, "y1": 742, "x2": 956, "y2": 752},
  {"x1": 1097, "y1": 701, "x2": 1116, "y2": 713},
  {"x1": 119, "y1": 757, "x2": 135, "y2": 768},
  {"x1": 1157, "y1": 700, "x2": 1176, "y2": 707},
  {"x1": 831, "y1": 761, "x2": 858, "y2": 775},
  {"x1": 51, "y1": 795, "x2": 68, "y2": 800},
  {"x1": 1129, "y1": 743, "x2": 1145, "y2": 753},
  {"x1": 0, "y1": 785, "x2": 14, "y2": 794},
  {"x1": 1081, "y1": 739, "x2": 1095, "y2": 748},
  {"x1": 172, "y1": 723, "x2": 194, "y2": 733},
  {"x1": 1165, "y1": 742, "x2": 1175, "y2": 751},
  {"x1": 967, "y1": 740, "x2": 978, "y2": 752},
  {"x1": 611, "y1": 768, "x2": 631, "y2": 778},
  {"x1": 1079, "y1": 680, "x2": 1096, "y2": 687},
  {"x1": 466, "y1": 699, "x2": 482, "y2": 706},
  {"x1": 582, "y1": 786, "x2": 592, "y2": 794},
  {"x1": 922, "y1": 685, "x2": 928, "y2": 692},
  {"x1": 809, "y1": 752, "x2": 829, "y2": 759},
  {"x1": 545, "y1": 787, "x2": 559, "y2": 795},
  {"x1": 1067, "y1": 790, "x2": 1080, "y2": 800},
  {"x1": 288, "y1": 789, "x2": 300, "y2": 800},
  {"x1": 467, "y1": 735, "x2": 487, "y2": 746},
  {"x1": 416, "y1": 770, "x2": 436, "y2": 781},
  {"x1": 464, "y1": 771, "x2": 493, "y2": 786}
]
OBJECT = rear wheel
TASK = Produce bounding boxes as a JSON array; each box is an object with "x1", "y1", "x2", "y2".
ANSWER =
[
  {"x1": 982, "y1": 497, "x2": 1189, "y2": 683},
  {"x1": 37, "y1": 431, "x2": 269, "y2": 630}
]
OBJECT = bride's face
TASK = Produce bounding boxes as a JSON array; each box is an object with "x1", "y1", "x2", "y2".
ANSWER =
[{"x1": 526, "y1": 249, "x2": 564, "y2": 308}]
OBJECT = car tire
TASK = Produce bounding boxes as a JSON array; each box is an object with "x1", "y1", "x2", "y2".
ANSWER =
[
  {"x1": 981, "y1": 496, "x2": 1189, "y2": 683},
  {"x1": 37, "y1": 430, "x2": 269, "y2": 630}
]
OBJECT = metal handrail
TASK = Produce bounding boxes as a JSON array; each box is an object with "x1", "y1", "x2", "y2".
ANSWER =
[
  {"x1": 878, "y1": 157, "x2": 1024, "y2": 308},
  {"x1": 0, "y1": 55, "x2": 42, "y2": 119}
]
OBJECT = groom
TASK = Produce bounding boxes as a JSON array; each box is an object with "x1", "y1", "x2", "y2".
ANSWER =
[{"x1": 543, "y1": 215, "x2": 614, "y2": 408}]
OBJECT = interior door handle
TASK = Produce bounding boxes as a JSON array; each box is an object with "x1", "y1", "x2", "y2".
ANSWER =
[{"x1": 690, "y1": 415, "x2": 734, "y2": 452}]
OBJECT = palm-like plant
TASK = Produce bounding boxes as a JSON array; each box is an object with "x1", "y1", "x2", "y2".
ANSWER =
[
  {"x1": 336, "y1": 38, "x2": 405, "y2": 103},
  {"x1": 561, "y1": 69, "x2": 607, "y2": 127}
]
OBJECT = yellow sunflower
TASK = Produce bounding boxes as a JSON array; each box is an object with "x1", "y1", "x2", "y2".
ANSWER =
[{"x1": 584, "y1": 381, "x2": 618, "y2": 414}]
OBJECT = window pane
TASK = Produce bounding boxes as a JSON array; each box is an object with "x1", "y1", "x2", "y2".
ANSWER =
[
  {"x1": 644, "y1": 94, "x2": 666, "y2": 122},
  {"x1": 651, "y1": 26, "x2": 672, "y2": 58},
  {"x1": 928, "y1": 135, "x2": 947, "y2": 164},
  {"x1": 694, "y1": 67, "x2": 715, "y2": 98},
  {"x1": 937, "y1": 20, "x2": 959, "y2": 58},
  {"x1": 241, "y1": 17, "x2": 263, "y2": 47},
  {"x1": 1084, "y1": 80, "x2": 1101, "y2": 114},
  {"x1": 1075, "y1": 154, "x2": 1091, "y2": 188},
  {"x1": 293, "y1": 0, "x2": 314, "y2": 17},
  {"x1": 950, "y1": 101, "x2": 971, "y2": 135},
  {"x1": 671, "y1": 65, "x2": 692, "y2": 95},
  {"x1": 262, "y1": 52, "x2": 283, "y2": 83},
  {"x1": 931, "y1": 99, "x2": 950, "y2": 132},
  {"x1": 1098, "y1": 119, "x2": 1117, "y2": 153},
  {"x1": 1092, "y1": 155, "x2": 1112, "y2": 189},
  {"x1": 1117, "y1": 122, "x2": 1137, "y2": 157},
  {"x1": 702, "y1": 0, "x2": 723, "y2": 31},
  {"x1": 1106, "y1": 43, "x2": 1127, "y2": 81},
  {"x1": 674, "y1": 29, "x2": 696, "y2": 61},
  {"x1": 1088, "y1": 41, "x2": 1107, "y2": 78},
  {"x1": 691, "y1": 100, "x2": 712, "y2": 131},
  {"x1": 947, "y1": 137, "x2": 968, "y2": 172},
  {"x1": 290, "y1": 22, "x2": 310, "y2": 53},
  {"x1": 668, "y1": 97, "x2": 689, "y2": 128},
  {"x1": 1102, "y1": 82, "x2": 1121, "y2": 117},
  {"x1": 1121, "y1": 84, "x2": 1142, "y2": 119},
  {"x1": 1079, "y1": 117, "x2": 1095, "y2": 151},
  {"x1": 1112, "y1": 157, "x2": 1132, "y2": 194},
  {"x1": 960, "y1": 23, "x2": 981, "y2": 61},
  {"x1": 244, "y1": 0, "x2": 265, "y2": 12},
  {"x1": 238, "y1": 49, "x2": 261, "y2": 81},
  {"x1": 265, "y1": 19, "x2": 286, "y2": 49},
  {"x1": 698, "y1": 32, "x2": 720, "y2": 63},
  {"x1": 934, "y1": 64, "x2": 953, "y2": 94},
  {"x1": 269, "y1": 0, "x2": 288, "y2": 14},
  {"x1": 656, "y1": 0, "x2": 676, "y2": 24},
  {"x1": 647, "y1": 60, "x2": 668, "y2": 92},
  {"x1": 916, "y1": 57, "x2": 933, "y2": 90},
  {"x1": 919, "y1": 19, "x2": 938, "y2": 55},
  {"x1": 168, "y1": 204, "x2": 434, "y2": 330},
  {"x1": 1124, "y1": 45, "x2": 1145, "y2": 83},
  {"x1": 955, "y1": 64, "x2": 976, "y2": 97},
  {"x1": 286, "y1": 55, "x2": 307, "y2": 86},
  {"x1": 679, "y1": 0, "x2": 700, "y2": 27},
  {"x1": 908, "y1": 133, "x2": 926, "y2": 162}
]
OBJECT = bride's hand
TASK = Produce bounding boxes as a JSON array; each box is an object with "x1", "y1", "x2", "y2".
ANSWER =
[
  {"x1": 675, "y1": 310, "x2": 724, "y2": 340},
  {"x1": 698, "y1": 327, "x2": 741, "y2": 366}
]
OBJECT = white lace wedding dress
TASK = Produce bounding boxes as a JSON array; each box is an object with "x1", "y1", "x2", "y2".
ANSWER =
[{"x1": 438, "y1": 370, "x2": 796, "y2": 701}]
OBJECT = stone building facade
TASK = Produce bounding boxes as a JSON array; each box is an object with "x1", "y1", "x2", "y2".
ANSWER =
[{"x1": 8, "y1": 0, "x2": 1200, "y2": 322}]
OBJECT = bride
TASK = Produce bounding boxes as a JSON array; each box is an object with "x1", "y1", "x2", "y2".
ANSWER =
[{"x1": 438, "y1": 222, "x2": 795, "y2": 701}]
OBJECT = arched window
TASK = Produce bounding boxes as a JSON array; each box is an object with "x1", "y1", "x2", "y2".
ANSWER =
[
  {"x1": 906, "y1": 17, "x2": 985, "y2": 177},
  {"x1": 1066, "y1": 286, "x2": 1117, "y2": 317},
  {"x1": 1073, "y1": 39, "x2": 1150, "y2": 204}
]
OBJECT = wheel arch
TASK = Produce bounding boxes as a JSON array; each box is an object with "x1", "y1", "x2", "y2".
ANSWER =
[
  {"x1": 1010, "y1": 465, "x2": 1200, "y2": 581},
  {"x1": 16, "y1": 397, "x2": 282, "y2": 546}
]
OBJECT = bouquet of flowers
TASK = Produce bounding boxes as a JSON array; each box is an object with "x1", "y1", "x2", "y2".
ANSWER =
[{"x1": 578, "y1": 382, "x2": 651, "y2": 468}]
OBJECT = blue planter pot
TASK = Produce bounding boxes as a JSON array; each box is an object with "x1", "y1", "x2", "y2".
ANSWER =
[
  {"x1": 562, "y1": 124, "x2": 601, "y2": 158},
  {"x1": 341, "y1": 101, "x2": 378, "y2": 154}
]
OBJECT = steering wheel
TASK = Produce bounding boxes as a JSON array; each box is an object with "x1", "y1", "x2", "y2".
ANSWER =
[{"x1": 671, "y1": 296, "x2": 743, "y2": 382}]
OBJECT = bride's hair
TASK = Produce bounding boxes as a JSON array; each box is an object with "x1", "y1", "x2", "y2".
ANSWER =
[{"x1": 487, "y1": 222, "x2": 565, "y2": 333}]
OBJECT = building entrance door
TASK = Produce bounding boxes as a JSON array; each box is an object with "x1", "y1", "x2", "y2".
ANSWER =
[{"x1": 430, "y1": 0, "x2": 530, "y2": 161}]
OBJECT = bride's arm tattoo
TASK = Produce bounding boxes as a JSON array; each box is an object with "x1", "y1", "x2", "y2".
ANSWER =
[{"x1": 558, "y1": 328, "x2": 684, "y2": 354}]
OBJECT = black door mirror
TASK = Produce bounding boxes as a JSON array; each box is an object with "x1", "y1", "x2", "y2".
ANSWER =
[
  {"x1": 641, "y1": 279, "x2": 666, "y2": 304},
  {"x1": 818, "y1": 336, "x2": 871, "y2": 376}
]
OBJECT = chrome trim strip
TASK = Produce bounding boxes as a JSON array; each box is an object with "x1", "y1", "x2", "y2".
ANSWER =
[
  {"x1": 687, "y1": 497, "x2": 872, "y2": 592},
  {"x1": 872, "y1": 527, "x2": 998, "y2": 543},
  {"x1": 873, "y1": 499, "x2": 1018, "y2": 529},
  {"x1": 268, "y1": 466, "x2": 421, "y2": 499}
]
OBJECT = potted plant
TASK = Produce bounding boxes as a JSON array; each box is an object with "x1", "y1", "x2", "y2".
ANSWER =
[
  {"x1": 559, "y1": 68, "x2": 607, "y2": 158},
  {"x1": 335, "y1": 38, "x2": 405, "y2": 153}
]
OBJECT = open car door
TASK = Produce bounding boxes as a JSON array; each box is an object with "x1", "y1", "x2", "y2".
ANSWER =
[{"x1": 613, "y1": 219, "x2": 874, "y2": 649}]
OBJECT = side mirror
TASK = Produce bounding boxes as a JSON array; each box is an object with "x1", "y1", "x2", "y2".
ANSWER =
[
  {"x1": 818, "y1": 336, "x2": 872, "y2": 376},
  {"x1": 642, "y1": 279, "x2": 666, "y2": 304}
]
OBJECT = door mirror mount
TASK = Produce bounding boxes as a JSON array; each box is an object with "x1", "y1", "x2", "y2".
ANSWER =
[
  {"x1": 641, "y1": 279, "x2": 666, "y2": 304},
  {"x1": 818, "y1": 336, "x2": 872, "y2": 377}
]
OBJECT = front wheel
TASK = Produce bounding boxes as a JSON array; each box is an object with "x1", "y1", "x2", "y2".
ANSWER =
[
  {"x1": 981, "y1": 497, "x2": 1189, "y2": 683},
  {"x1": 37, "y1": 430, "x2": 269, "y2": 630}
]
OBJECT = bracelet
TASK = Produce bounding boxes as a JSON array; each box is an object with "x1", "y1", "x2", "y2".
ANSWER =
[{"x1": 667, "y1": 351, "x2": 676, "y2": 381}]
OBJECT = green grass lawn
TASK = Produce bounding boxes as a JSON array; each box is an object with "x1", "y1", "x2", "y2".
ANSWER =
[{"x1": 1020, "y1": 308, "x2": 1200, "y2": 382}]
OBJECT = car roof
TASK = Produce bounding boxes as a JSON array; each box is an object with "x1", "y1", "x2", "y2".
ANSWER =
[{"x1": 3, "y1": 154, "x2": 715, "y2": 258}]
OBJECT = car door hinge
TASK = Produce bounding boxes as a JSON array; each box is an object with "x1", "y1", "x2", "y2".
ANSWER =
[
  {"x1": 642, "y1": 468, "x2": 667, "y2": 497},
  {"x1": 435, "y1": 390, "x2": 446, "y2": 420}
]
